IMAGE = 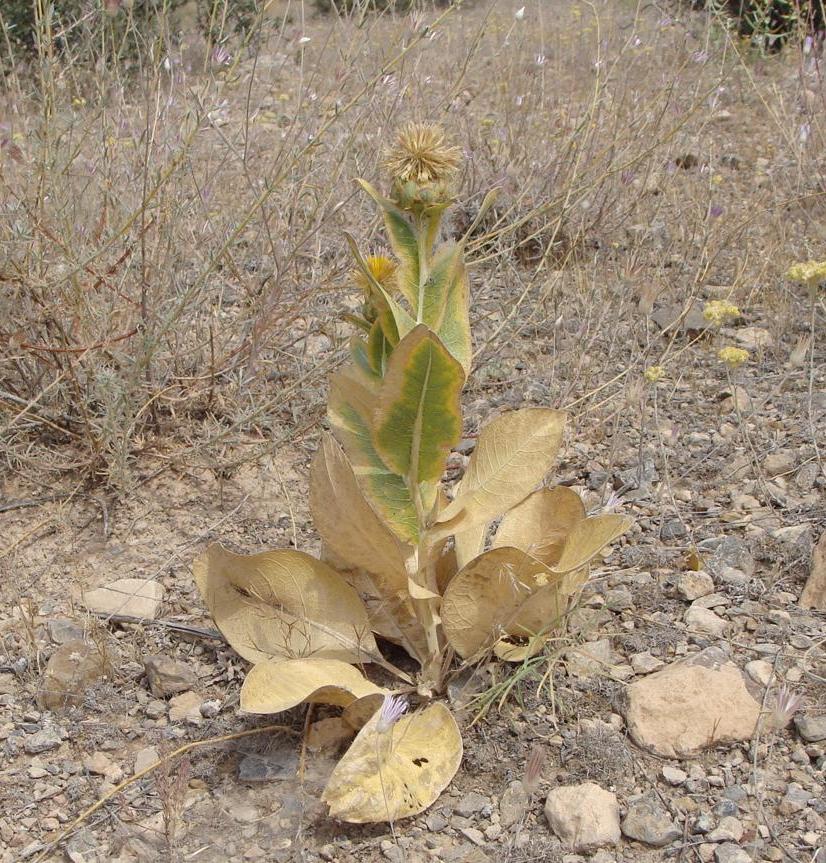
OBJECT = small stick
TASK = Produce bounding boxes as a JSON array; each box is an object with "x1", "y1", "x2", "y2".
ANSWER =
[
  {"x1": 33, "y1": 723, "x2": 294, "y2": 862},
  {"x1": 88, "y1": 611, "x2": 224, "y2": 642}
]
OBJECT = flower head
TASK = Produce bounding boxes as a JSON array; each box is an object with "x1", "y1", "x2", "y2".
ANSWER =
[
  {"x1": 644, "y1": 365, "x2": 664, "y2": 383},
  {"x1": 787, "y1": 259, "x2": 826, "y2": 288},
  {"x1": 772, "y1": 684, "x2": 804, "y2": 727},
  {"x1": 385, "y1": 123, "x2": 461, "y2": 187},
  {"x1": 718, "y1": 346, "x2": 749, "y2": 369},
  {"x1": 703, "y1": 300, "x2": 740, "y2": 326},
  {"x1": 376, "y1": 694, "x2": 408, "y2": 733}
]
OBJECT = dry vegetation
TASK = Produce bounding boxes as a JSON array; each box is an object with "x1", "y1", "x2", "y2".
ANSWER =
[{"x1": 1, "y1": 0, "x2": 824, "y2": 861}]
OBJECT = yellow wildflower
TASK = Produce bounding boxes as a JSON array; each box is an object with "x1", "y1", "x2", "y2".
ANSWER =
[
  {"x1": 786, "y1": 259, "x2": 826, "y2": 287},
  {"x1": 703, "y1": 300, "x2": 740, "y2": 326},
  {"x1": 718, "y1": 346, "x2": 749, "y2": 368},
  {"x1": 643, "y1": 365, "x2": 664, "y2": 383},
  {"x1": 385, "y1": 123, "x2": 461, "y2": 186}
]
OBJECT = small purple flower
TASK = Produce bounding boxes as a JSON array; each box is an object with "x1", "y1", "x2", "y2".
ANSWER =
[
  {"x1": 773, "y1": 684, "x2": 804, "y2": 727},
  {"x1": 621, "y1": 170, "x2": 636, "y2": 186},
  {"x1": 803, "y1": 35, "x2": 813, "y2": 55},
  {"x1": 602, "y1": 491, "x2": 624, "y2": 513},
  {"x1": 708, "y1": 204, "x2": 724, "y2": 219},
  {"x1": 523, "y1": 745, "x2": 546, "y2": 794},
  {"x1": 692, "y1": 49, "x2": 709, "y2": 64},
  {"x1": 376, "y1": 694, "x2": 408, "y2": 733},
  {"x1": 212, "y1": 44, "x2": 232, "y2": 66},
  {"x1": 800, "y1": 123, "x2": 811, "y2": 145}
]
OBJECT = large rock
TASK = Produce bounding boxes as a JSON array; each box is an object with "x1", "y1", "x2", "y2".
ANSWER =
[
  {"x1": 37, "y1": 639, "x2": 109, "y2": 710},
  {"x1": 544, "y1": 783, "x2": 620, "y2": 852},
  {"x1": 795, "y1": 714, "x2": 826, "y2": 743},
  {"x1": 82, "y1": 578, "x2": 164, "y2": 619},
  {"x1": 619, "y1": 648, "x2": 760, "y2": 758}
]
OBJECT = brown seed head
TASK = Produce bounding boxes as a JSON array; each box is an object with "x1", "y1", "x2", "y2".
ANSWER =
[{"x1": 385, "y1": 123, "x2": 461, "y2": 186}]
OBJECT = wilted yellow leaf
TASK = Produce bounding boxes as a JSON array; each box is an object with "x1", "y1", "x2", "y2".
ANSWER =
[
  {"x1": 550, "y1": 514, "x2": 631, "y2": 573},
  {"x1": 323, "y1": 702, "x2": 462, "y2": 823},
  {"x1": 310, "y1": 434, "x2": 410, "y2": 598},
  {"x1": 492, "y1": 486, "x2": 586, "y2": 566},
  {"x1": 240, "y1": 658, "x2": 387, "y2": 714},
  {"x1": 435, "y1": 409, "x2": 566, "y2": 531},
  {"x1": 193, "y1": 543, "x2": 378, "y2": 664},
  {"x1": 440, "y1": 546, "x2": 564, "y2": 659}
]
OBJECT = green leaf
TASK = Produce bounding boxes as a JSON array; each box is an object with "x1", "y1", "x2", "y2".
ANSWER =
[
  {"x1": 422, "y1": 244, "x2": 471, "y2": 374},
  {"x1": 356, "y1": 179, "x2": 419, "y2": 308},
  {"x1": 367, "y1": 321, "x2": 391, "y2": 376},
  {"x1": 328, "y1": 366, "x2": 419, "y2": 542},
  {"x1": 374, "y1": 325, "x2": 465, "y2": 487},
  {"x1": 350, "y1": 336, "x2": 380, "y2": 380}
]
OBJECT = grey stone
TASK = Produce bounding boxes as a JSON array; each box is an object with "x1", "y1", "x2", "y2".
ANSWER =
[
  {"x1": 707, "y1": 816, "x2": 743, "y2": 842},
  {"x1": 699, "y1": 537, "x2": 755, "y2": 578},
  {"x1": 46, "y1": 618, "x2": 83, "y2": 645},
  {"x1": 605, "y1": 588, "x2": 634, "y2": 611},
  {"x1": 621, "y1": 794, "x2": 681, "y2": 846},
  {"x1": 715, "y1": 844, "x2": 752, "y2": 863},
  {"x1": 661, "y1": 765, "x2": 687, "y2": 785},
  {"x1": 795, "y1": 714, "x2": 826, "y2": 743},
  {"x1": 684, "y1": 606, "x2": 727, "y2": 638},
  {"x1": 778, "y1": 782, "x2": 812, "y2": 815},
  {"x1": 24, "y1": 727, "x2": 63, "y2": 754},
  {"x1": 675, "y1": 571, "x2": 715, "y2": 601},
  {"x1": 500, "y1": 780, "x2": 530, "y2": 828},
  {"x1": 455, "y1": 791, "x2": 490, "y2": 817},
  {"x1": 714, "y1": 799, "x2": 739, "y2": 817},
  {"x1": 661, "y1": 519, "x2": 688, "y2": 541},
  {"x1": 764, "y1": 451, "x2": 795, "y2": 477},
  {"x1": 238, "y1": 751, "x2": 299, "y2": 783}
]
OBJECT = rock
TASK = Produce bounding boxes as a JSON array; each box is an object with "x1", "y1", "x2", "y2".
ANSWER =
[
  {"x1": 229, "y1": 801, "x2": 260, "y2": 825},
  {"x1": 778, "y1": 783, "x2": 813, "y2": 815},
  {"x1": 142, "y1": 655, "x2": 197, "y2": 698},
  {"x1": 565, "y1": 639, "x2": 618, "y2": 678},
  {"x1": 620, "y1": 648, "x2": 761, "y2": 758},
  {"x1": 500, "y1": 780, "x2": 530, "y2": 828},
  {"x1": 544, "y1": 783, "x2": 620, "y2": 852},
  {"x1": 771, "y1": 524, "x2": 813, "y2": 551},
  {"x1": 24, "y1": 727, "x2": 63, "y2": 754},
  {"x1": 715, "y1": 843, "x2": 752, "y2": 863},
  {"x1": 763, "y1": 452, "x2": 795, "y2": 477},
  {"x1": 455, "y1": 791, "x2": 490, "y2": 817},
  {"x1": 660, "y1": 519, "x2": 688, "y2": 541},
  {"x1": 83, "y1": 751, "x2": 123, "y2": 783},
  {"x1": 732, "y1": 326, "x2": 773, "y2": 349},
  {"x1": 605, "y1": 587, "x2": 634, "y2": 611},
  {"x1": 621, "y1": 794, "x2": 681, "y2": 846},
  {"x1": 651, "y1": 303, "x2": 708, "y2": 336},
  {"x1": 684, "y1": 606, "x2": 727, "y2": 638},
  {"x1": 800, "y1": 531, "x2": 826, "y2": 611},
  {"x1": 662, "y1": 766, "x2": 687, "y2": 786},
  {"x1": 631, "y1": 652, "x2": 664, "y2": 675},
  {"x1": 168, "y1": 691, "x2": 202, "y2": 723},
  {"x1": 82, "y1": 578, "x2": 164, "y2": 620},
  {"x1": 46, "y1": 618, "x2": 83, "y2": 645},
  {"x1": 675, "y1": 571, "x2": 715, "y2": 601},
  {"x1": 699, "y1": 537, "x2": 755, "y2": 578},
  {"x1": 37, "y1": 639, "x2": 108, "y2": 710},
  {"x1": 238, "y1": 750, "x2": 299, "y2": 783},
  {"x1": 200, "y1": 699, "x2": 221, "y2": 719},
  {"x1": 134, "y1": 747, "x2": 159, "y2": 774},
  {"x1": 744, "y1": 660, "x2": 773, "y2": 687},
  {"x1": 795, "y1": 714, "x2": 826, "y2": 742},
  {"x1": 706, "y1": 816, "x2": 743, "y2": 842}
]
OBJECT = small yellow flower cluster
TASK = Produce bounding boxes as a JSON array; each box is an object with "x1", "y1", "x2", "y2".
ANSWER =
[
  {"x1": 786, "y1": 260, "x2": 826, "y2": 287},
  {"x1": 703, "y1": 300, "x2": 740, "y2": 326},
  {"x1": 718, "y1": 346, "x2": 749, "y2": 369},
  {"x1": 643, "y1": 365, "x2": 664, "y2": 383}
]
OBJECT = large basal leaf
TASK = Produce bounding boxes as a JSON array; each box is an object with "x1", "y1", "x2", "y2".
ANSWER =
[
  {"x1": 434, "y1": 409, "x2": 566, "y2": 531},
  {"x1": 374, "y1": 325, "x2": 464, "y2": 487},
  {"x1": 328, "y1": 366, "x2": 419, "y2": 542},
  {"x1": 241, "y1": 658, "x2": 387, "y2": 714},
  {"x1": 440, "y1": 546, "x2": 564, "y2": 660},
  {"x1": 310, "y1": 433, "x2": 409, "y2": 596},
  {"x1": 492, "y1": 486, "x2": 586, "y2": 566},
  {"x1": 193, "y1": 544, "x2": 378, "y2": 664},
  {"x1": 419, "y1": 243, "x2": 472, "y2": 374},
  {"x1": 356, "y1": 179, "x2": 419, "y2": 308},
  {"x1": 323, "y1": 702, "x2": 462, "y2": 823},
  {"x1": 550, "y1": 514, "x2": 632, "y2": 574}
]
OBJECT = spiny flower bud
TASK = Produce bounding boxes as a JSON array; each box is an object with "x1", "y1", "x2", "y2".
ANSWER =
[{"x1": 385, "y1": 123, "x2": 461, "y2": 212}]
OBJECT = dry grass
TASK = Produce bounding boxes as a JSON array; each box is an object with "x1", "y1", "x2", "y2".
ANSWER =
[{"x1": 1, "y1": 0, "x2": 824, "y2": 499}]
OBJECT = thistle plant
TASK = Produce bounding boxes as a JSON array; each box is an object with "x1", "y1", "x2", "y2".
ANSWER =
[{"x1": 193, "y1": 123, "x2": 632, "y2": 823}]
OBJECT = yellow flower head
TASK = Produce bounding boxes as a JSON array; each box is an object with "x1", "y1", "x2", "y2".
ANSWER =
[
  {"x1": 718, "y1": 346, "x2": 749, "y2": 369},
  {"x1": 643, "y1": 365, "x2": 664, "y2": 383},
  {"x1": 703, "y1": 300, "x2": 740, "y2": 326},
  {"x1": 786, "y1": 260, "x2": 826, "y2": 287},
  {"x1": 385, "y1": 123, "x2": 461, "y2": 186}
]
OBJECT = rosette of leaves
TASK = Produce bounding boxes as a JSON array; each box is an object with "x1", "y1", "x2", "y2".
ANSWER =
[{"x1": 193, "y1": 124, "x2": 632, "y2": 824}]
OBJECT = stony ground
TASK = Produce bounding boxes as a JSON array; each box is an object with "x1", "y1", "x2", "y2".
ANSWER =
[{"x1": 2, "y1": 1, "x2": 826, "y2": 862}]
